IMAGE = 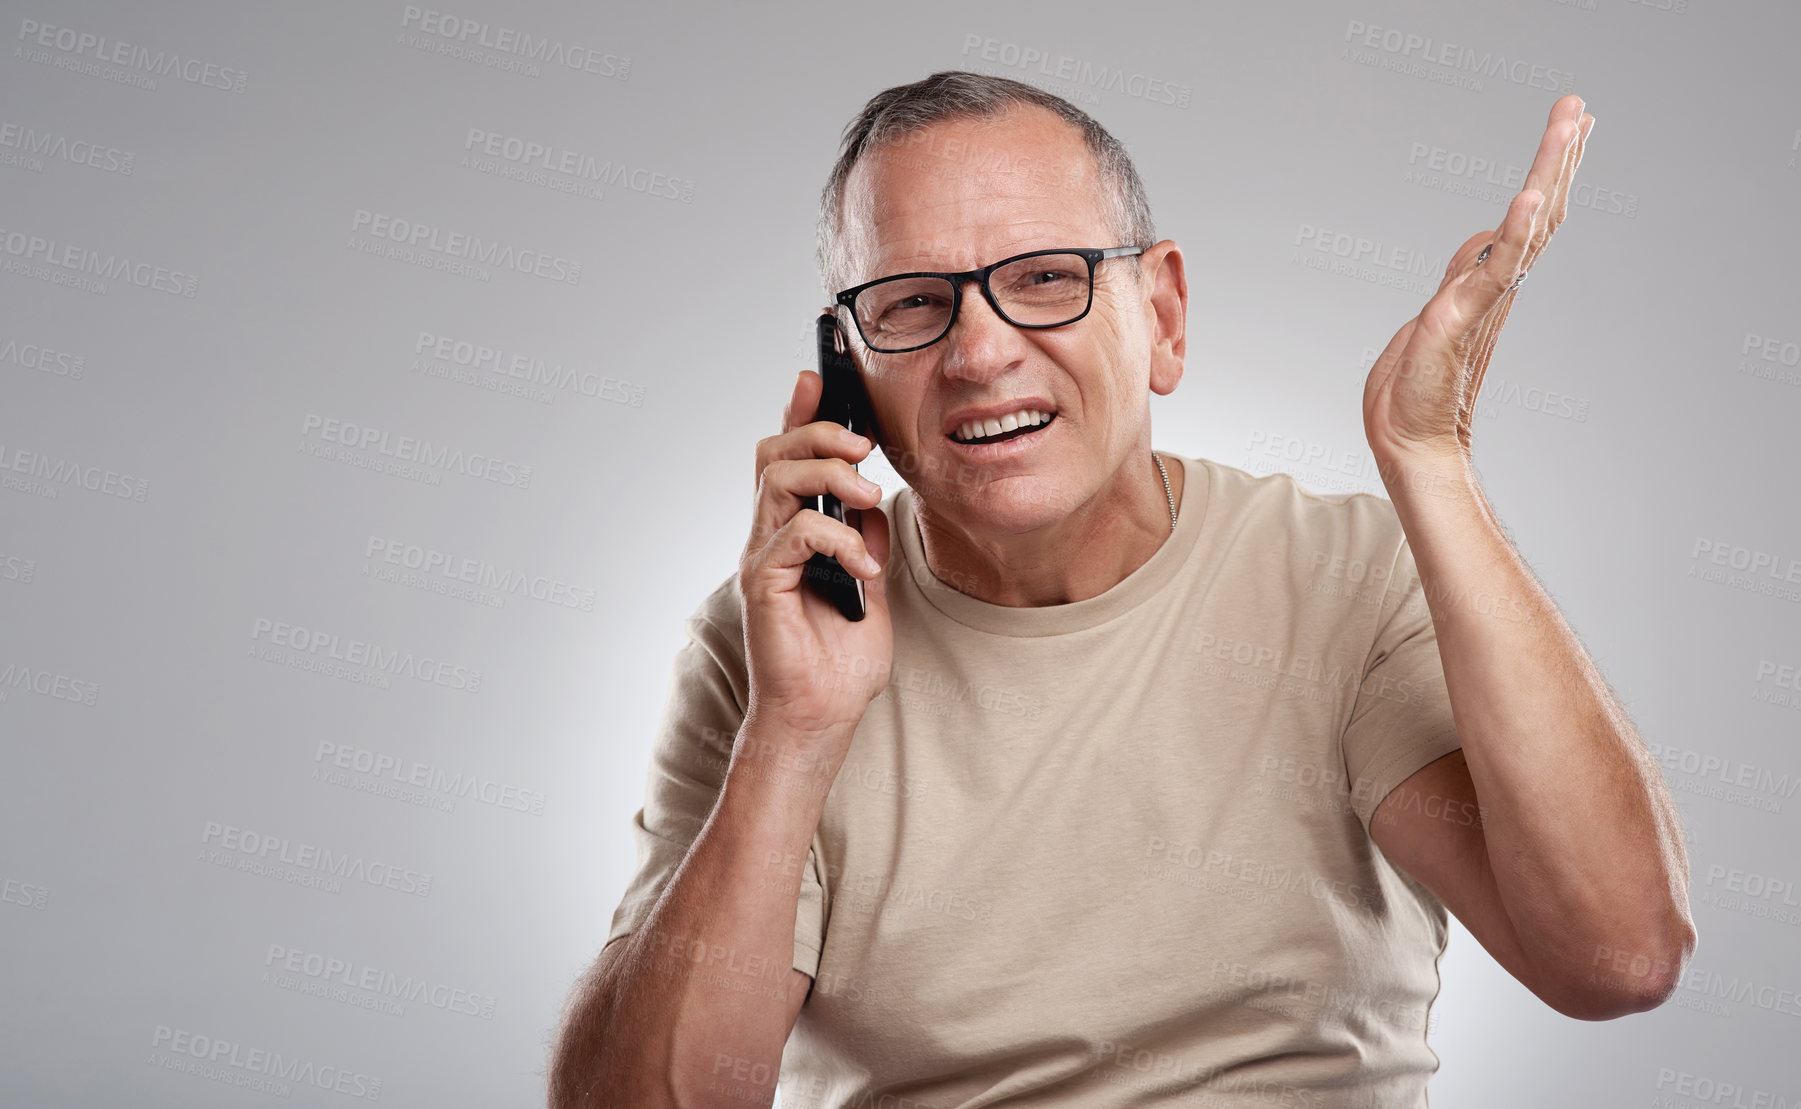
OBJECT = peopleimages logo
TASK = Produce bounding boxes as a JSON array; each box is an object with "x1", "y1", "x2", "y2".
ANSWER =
[
  {"x1": 0, "y1": 119, "x2": 134, "y2": 174},
  {"x1": 2, "y1": 876, "x2": 49, "y2": 910},
  {"x1": 399, "y1": 6, "x2": 630, "y2": 78},
  {"x1": 0, "y1": 438, "x2": 149, "y2": 501},
  {"x1": 0, "y1": 662, "x2": 98, "y2": 706},
  {"x1": 201, "y1": 820, "x2": 434, "y2": 897},
  {"x1": 1342, "y1": 19, "x2": 1575, "y2": 92},
  {"x1": 0, "y1": 226, "x2": 198, "y2": 296},
  {"x1": 462, "y1": 129, "x2": 693, "y2": 202},
  {"x1": 314, "y1": 741, "x2": 549, "y2": 816},
  {"x1": 1, "y1": 336, "x2": 85, "y2": 378},
  {"x1": 265, "y1": 943, "x2": 498, "y2": 1019},
  {"x1": 349, "y1": 209, "x2": 582, "y2": 285},
  {"x1": 249, "y1": 616, "x2": 483, "y2": 693},
  {"x1": 1293, "y1": 224, "x2": 1444, "y2": 281},
  {"x1": 148, "y1": 1025, "x2": 379, "y2": 1100},
  {"x1": 959, "y1": 34, "x2": 1192, "y2": 107},
  {"x1": 1740, "y1": 331, "x2": 1801, "y2": 389},
  {"x1": 16, "y1": 18, "x2": 249, "y2": 92},
  {"x1": 365, "y1": 535, "x2": 596, "y2": 613},
  {"x1": 412, "y1": 331, "x2": 646, "y2": 407},
  {"x1": 299, "y1": 412, "x2": 531, "y2": 489}
]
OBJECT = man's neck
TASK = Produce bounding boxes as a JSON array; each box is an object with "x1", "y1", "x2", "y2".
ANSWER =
[{"x1": 913, "y1": 451, "x2": 1185, "y2": 607}]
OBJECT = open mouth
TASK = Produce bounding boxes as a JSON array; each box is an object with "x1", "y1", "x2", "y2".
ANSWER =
[{"x1": 948, "y1": 411, "x2": 1056, "y2": 446}]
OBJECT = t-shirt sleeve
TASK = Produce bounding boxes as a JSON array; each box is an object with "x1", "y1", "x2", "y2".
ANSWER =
[
  {"x1": 601, "y1": 604, "x2": 825, "y2": 979},
  {"x1": 1341, "y1": 533, "x2": 1463, "y2": 835}
]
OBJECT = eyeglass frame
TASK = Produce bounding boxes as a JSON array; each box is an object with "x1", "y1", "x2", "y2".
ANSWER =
[{"x1": 832, "y1": 245, "x2": 1150, "y2": 354}]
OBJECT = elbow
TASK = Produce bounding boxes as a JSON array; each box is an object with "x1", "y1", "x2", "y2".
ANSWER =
[
  {"x1": 1548, "y1": 974, "x2": 1674, "y2": 1022},
  {"x1": 548, "y1": 963, "x2": 634, "y2": 1109},
  {"x1": 547, "y1": 1027, "x2": 619, "y2": 1109},
  {"x1": 1547, "y1": 913, "x2": 1699, "y2": 1022},
  {"x1": 547, "y1": 984, "x2": 739, "y2": 1109},
  {"x1": 547, "y1": 1055, "x2": 602, "y2": 1109},
  {"x1": 549, "y1": 1062, "x2": 686, "y2": 1109},
  {"x1": 550, "y1": 1039, "x2": 667, "y2": 1109}
]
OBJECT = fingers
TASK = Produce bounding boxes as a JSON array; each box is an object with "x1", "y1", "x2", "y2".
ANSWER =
[
  {"x1": 1450, "y1": 186, "x2": 1543, "y2": 330},
  {"x1": 756, "y1": 454, "x2": 883, "y2": 527},
  {"x1": 1443, "y1": 230, "x2": 1496, "y2": 289},
  {"x1": 1524, "y1": 99, "x2": 1576, "y2": 192},
  {"x1": 859, "y1": 503, "x2": 891, "y2": 577},
  {"x1": 770, "y1": 365, "x2": 846, "y2": 495},
  {"x1": 748, "y1": 430, "x2": 882, "y2": 552},
  {"x1": 856, "y1": 505, "x2": 892, "y2": 616},
  {"x1": 751, "y1": 496, "x2": 886, "y2": 589},
  {"x1": 1447, "y1": 97, "x2": 1586, "y2": 284},
  {"x1": 1465, "y1": 287, "x2": 1516, "y2": 404},
  {"x1": 1540, "y1": 105, "x2": 1586, "y2": 244},
  {"x1": 1492, "y1": 186, "x2": 1542, "y2": 291},
  {"x1": 1521, "y1": 96, "x2": 1589, "y2": 275},
  {"x1": 1433, "y1": 229, "x2": 1499, "y2": 297},
  {"x1": 1398, "y1": 97, "x2": 1593, "y2": 450},
  {"x1": 1557, "y1": 111, "x2": 1594, "y2": 223},
  {"x1": 756, "y1": 419, "x2": 873, "y2": 491},
  {"x1": 1526, "y1": 95, "x2": 1584, "y2": 197}
]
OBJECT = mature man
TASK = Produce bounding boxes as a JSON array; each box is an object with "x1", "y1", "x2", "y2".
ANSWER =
[{"x1": 551, "y1": 71, "x2": 1695, "y2": 1108}]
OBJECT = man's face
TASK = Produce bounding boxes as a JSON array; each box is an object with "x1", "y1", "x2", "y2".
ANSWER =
[{"x1": 837, "y1": 105, "x2": 1183, "y2": 536}]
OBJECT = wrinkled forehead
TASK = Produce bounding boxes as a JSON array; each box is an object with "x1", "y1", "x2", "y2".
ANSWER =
[{"x1": 838, "y1": 108, "x2": 1114, "y2": 283}]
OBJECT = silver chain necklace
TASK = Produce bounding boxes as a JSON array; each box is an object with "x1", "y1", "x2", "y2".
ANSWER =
[{"x1": 1153, "y1": 450, "x2": 1176, "y2": 531}]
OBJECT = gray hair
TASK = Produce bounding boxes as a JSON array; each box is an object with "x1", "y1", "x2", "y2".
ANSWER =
[{"x1": 816, "y1": 70, "x2": 1156, "y2": 299}]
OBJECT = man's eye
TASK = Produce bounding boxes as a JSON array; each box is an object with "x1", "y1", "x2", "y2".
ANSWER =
[{"x1": 1026, "y1": 271, "x2": 1069, "y2": 285}]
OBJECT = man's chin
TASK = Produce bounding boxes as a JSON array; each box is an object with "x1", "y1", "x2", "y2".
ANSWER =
[{"x1": 922, "y1": 478, "x2": 1068, "y2": 533}]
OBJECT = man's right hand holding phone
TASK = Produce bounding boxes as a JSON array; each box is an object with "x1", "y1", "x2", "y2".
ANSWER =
[
  {"x1": 545, "y1": 355, "x2": 897, "y2": 1109},
  {"x1": 738, "y1": 364, "x2": 894, "y2": 782}
]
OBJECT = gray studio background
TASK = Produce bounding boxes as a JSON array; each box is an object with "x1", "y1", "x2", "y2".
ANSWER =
[{"x1": 3, "y1": 0, "x2": 1798, "y2": 1105}]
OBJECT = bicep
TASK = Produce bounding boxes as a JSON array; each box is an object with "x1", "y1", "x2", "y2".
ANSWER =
[{"x1": 1369, "y1": 749, "x2": 1536, "y2": 988}]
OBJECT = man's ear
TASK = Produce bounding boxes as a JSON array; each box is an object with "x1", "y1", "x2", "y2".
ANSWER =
[{"x1": 1143, "y1": 240, "x2": 1188, "y2": 397}]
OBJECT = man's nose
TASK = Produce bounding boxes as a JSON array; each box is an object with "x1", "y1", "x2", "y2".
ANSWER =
[{"x1": 939, "y1": 279, "x2": 1025, "y2": 379}]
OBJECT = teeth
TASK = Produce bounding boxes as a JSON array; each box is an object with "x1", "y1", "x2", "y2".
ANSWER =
[{"x1": 954, "y1": 408, "x2": 1050, "y2": 443}]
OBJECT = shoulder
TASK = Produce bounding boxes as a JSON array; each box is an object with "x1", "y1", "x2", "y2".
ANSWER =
[{"x1": 1189, "y1": 454, "x2": 1406, "y2": 560}]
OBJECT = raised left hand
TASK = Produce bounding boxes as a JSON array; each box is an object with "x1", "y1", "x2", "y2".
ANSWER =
[{"x1": 1362, "y1": 94, "x2": 1595, "y2": 468}]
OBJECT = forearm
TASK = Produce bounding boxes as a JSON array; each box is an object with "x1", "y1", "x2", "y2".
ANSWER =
[
  {"x1": 551, "y1": 722, "x2": 837, "y2": 1109},
  {"x1": 1384, "y1": 456, "x2": 1695, "y2": 999}
]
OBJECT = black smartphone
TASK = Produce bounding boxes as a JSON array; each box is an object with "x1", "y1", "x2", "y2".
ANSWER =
[{"x1": 803, "y1": 312, "x2": 872, "y2": 621}]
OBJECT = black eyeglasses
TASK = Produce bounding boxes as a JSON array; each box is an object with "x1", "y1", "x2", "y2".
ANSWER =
[{"x1": 834, "y1": 245, "x2": 1148, "y2": 354}]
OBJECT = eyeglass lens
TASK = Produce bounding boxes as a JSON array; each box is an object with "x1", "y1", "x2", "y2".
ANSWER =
[{"x1": 852, "y1": 253, "x2": 1093, "y2": 351}]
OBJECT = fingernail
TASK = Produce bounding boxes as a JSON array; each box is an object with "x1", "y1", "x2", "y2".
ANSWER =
[
  {"x1": 858, "y1": 476, "x2": 881, "y2": 494},
  {"x1": 841, "y1": 428, "x2": 869, "y2": 448}
]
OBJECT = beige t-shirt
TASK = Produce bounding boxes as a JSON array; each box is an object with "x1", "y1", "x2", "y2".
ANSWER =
[{"x1": 605, "y1": 453, "x2": 1464, "y2": 1108}]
